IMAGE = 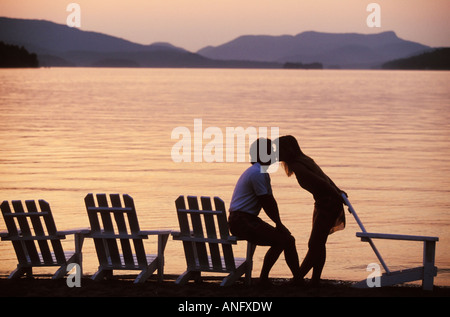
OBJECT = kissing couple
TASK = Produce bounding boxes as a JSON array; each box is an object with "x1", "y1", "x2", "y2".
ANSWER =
[{"x1": 228, "y1": 136, "x2": 347, "y2": 287}]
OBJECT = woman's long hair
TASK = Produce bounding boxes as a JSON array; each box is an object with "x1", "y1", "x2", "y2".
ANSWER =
[
  {"x1": 278, "y1": 135, "x2": 304, "y2": 176},
  {"x1": 278, "y1": 135, "x2": 321, "y2": 177}
]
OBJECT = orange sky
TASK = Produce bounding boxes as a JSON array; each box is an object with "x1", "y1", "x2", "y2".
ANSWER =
[{"x1": 1, "y1": 0, "x2": 449, "y2": 51}]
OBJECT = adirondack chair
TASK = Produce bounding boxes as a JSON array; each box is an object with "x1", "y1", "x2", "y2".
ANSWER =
[
  {"x1": 342, "y1": 194, "x2": 439, "y2": 291},
  {"x1": 84, "y1": 193, "x2": 170, "y2": 283},
  {"x1": 0, "y1": 200, "x2": 87, "y2": 279},
  {"x1": 172, "y1": 195, "x2": 256, "y2": 286}
]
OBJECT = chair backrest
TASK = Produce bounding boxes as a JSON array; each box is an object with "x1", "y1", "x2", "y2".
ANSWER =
[
  {"x1": 84, "y1": 193, "x2": 147, "y2": 268},
  {"x1": 175, "y1": 195, "x2": 236, "y2": 272},
  {"x1": 0, "y1": 200, "x2": 66, "y2": 265}
]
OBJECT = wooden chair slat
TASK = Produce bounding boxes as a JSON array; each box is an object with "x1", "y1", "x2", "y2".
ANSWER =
[
  {"x1": 38, "y1": 200, "x2": 66, "y2": 264},
  {"x1": 11, "y1": 201, "x2": 32, "y2": 237},
  {"x1": 39, "y1": 200, "x2": 57, "y2": 234},
  {"x1": 11, "y1": 200, "x2": 41, "y2": 264},
  {"x1": 1, "y1": 201, "x2": 19, "y2": 236},
  {"x1": 85, "y1": 194, "x2": 108, "y2": 265},
  {"x1": 109, "y1": 194, "x2": 128, "y2": 234},
  {"x1": 175, "y1": 196, "x2": 196, "y2": 269},
  {"x1": 123, "y1": 195, "x2": 140, "y2": 233},
  {"x1": 98, "y1": 194, "x2": 122, "y2": 267},
  {"x1": 175, "y1": 196, "x2": 190, "y2": 235},
  {"x1": 84, "y1": 194, "x2": 101, "y2": 232},
  {"x1": 122, "y1": 195, "x2": 147, "y2": 267},
  {"x1": 187, "y1": 196, "x2": 209, "y2": 268},
  {"x1": 96, "y1": 194, "x2": 115, "y2": 233},
  {"x1": 213, "y1": 197, "x2": 229, "y2": 239},
  {"x1": 1, "y1": 201, "x2": 28, "y2": 264},
  {"x1": 200, "y1": 196, "x2": 222, "y2": 270},
  {"x1": 110, "y1": 194, "x2": 134, "y2": 266},
  {"x1": 213, "y1": 197, "x2": 235, "y2": 270}
]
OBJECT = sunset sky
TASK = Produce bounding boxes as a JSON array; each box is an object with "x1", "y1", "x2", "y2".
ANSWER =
[{"x1": 1, "y1": 0, "x2": 449, "y2": 51}]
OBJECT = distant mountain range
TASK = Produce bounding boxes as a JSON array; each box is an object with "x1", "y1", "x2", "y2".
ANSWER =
[
  {"x1": 198, "y1": 31, "x2": 432, "y2": 69},
  {"x1": 0, "y1": 17, "x2": 278, "y2": 68},
  {"x1": 0, "y1": 17, "x2": 436, "y2": 69}
]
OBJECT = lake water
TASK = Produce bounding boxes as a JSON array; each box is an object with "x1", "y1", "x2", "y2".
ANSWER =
[{"x1": 0, "y1": 68, "x2": 449, "y2": 286}]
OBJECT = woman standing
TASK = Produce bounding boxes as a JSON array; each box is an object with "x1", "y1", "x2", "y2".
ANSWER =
[{"x1": 277, "y1": 135, "x2": 346, "y2": 287}]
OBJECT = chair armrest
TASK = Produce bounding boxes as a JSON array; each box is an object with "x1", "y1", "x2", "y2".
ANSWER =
[
  {"x1": 140, "y1": 230, "x2": 172, "y2": 236},
  {"x1": 357, "y1": 232, "x2": 439, "y2": 242},
  {"x1": 1, "y1": 230, "x2": 25, "y2": 240},
  {"x1": 171, "y1": 231, "x2": 238, "y2": 244},
  {"x1": 57, "y1": 228, "x2": 91, "y2": 236},
  {"x1": 171, "y1": 230, "x2": 195, "y2": 239}
]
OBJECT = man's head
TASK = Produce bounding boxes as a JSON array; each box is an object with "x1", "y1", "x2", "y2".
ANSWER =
[{"x1": 249, "y1": 138, "x2": 275, "y2": 166}]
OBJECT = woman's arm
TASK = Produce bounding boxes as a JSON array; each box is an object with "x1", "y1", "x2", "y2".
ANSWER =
[{"x1": 326, "y1": 175, "x2": 347, "y2": 197}]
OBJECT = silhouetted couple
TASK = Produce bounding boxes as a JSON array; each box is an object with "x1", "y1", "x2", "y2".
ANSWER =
[{"x1": 228, "y1": 136, "x2": 346, "y2": 287}]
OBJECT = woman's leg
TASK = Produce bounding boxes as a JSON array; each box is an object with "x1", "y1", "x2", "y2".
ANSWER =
[
  {"x1": 310, "y1": 243, "x2": 326, "y2": 285},
  {"x1": 298, "y1": 212, "x2": 334, "y2": 282}
]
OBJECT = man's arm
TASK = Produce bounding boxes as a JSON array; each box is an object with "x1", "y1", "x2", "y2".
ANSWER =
[{"x1": 258, "y1": 194, "x2": 290, "y2": 234}]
